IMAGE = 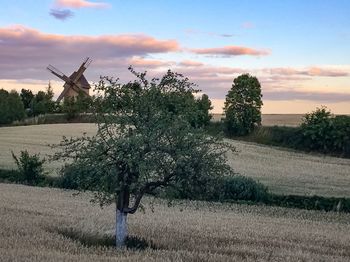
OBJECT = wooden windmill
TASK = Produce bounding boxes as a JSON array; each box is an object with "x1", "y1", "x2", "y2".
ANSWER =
[{"x1": 47, "y1": 57, "x2": 92, "y2": 102}]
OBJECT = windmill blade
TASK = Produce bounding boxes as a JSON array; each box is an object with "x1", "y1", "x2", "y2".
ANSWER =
[
  {"x1": 56, "y1": 82, "x2": 84, "y2": 102},
  {"x1": 56, "y1": 83, "x2": 71, "y2": 102},
  {"x1": 72, "y1": 57, "x2": 92, "y2": 84},
  {"x1": 47, "y1": 65, "x2": 70, "y2": 83}
]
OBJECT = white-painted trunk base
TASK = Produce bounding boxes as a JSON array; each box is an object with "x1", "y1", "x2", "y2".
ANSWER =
[{"x1": 116, "y1": 209, "x2": 128, "y2": 248}]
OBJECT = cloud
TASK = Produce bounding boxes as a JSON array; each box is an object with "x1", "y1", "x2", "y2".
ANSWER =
[
  {"x1": 178, "y1": 60, "x2": 204, "y2": 67},
  {"x1": 267, "y1": 67, "x2": 349, "y2": 77},
  {"x1": 50, "y1": 9, "x2": 74, "y2": 20},
  {"x1": 0, "y1": 25, "x2": 179, "y2": 79},
  {"x1": 54, "y1": 0, "x2": 110, "y2": 9},
  {"x1": 263, "y1": 90, "x2": 350, "y2": 102},
  {"x1": 191, "y1": 45, "x2": 270, "y2": 56},
  {"x1": 128, "y1": 57, "x2": 175, "y2": 68}
]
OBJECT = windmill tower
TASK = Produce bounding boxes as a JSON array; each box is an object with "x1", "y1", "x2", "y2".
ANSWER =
[{"x1": 47, "y1": 57, "x2": 92, "y2": 102}]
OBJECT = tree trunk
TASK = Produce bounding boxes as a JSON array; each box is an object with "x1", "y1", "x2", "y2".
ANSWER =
[{"x1": 115, "y1": 208, "x2": 128, "y2": 248}]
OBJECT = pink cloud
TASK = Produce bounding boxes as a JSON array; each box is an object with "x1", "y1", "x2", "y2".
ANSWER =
[
  {"x1": 178, "y1": 60, "x2": 204, "y2": 67},
  {"x1": 0, "y1": 25, "x2": 179, "y2": 79},
  {"x1": 191, "y1": 45, "x2": 270, "y2": 56},
  {"x1": 54, "y1": 0, "x2": 110, "y2": 9},
  {"x1": 268, "y1": 67, "x2": 349, "y2": 77},
  {"x1": 129, "y1": 57, "x2": 175, "y2": 68}
]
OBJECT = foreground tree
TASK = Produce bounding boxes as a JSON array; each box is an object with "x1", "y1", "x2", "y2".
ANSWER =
[
  {"x1": 54, "y1": 68, "x2": 234, "y2": 247},
  {"x1": 224, "y1": 74, "x2": 263, "y2": 136}
]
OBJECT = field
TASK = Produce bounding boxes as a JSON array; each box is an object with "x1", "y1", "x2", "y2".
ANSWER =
[
  {"x1": 1, "y1": 183, "x2": 350, "y2": 261},
  {"x1": 211, "y1": 114, "x2": 304, "y2": 127},
  {"x1": 1, "y1": 123, "x2": 350, "y2": 197}
]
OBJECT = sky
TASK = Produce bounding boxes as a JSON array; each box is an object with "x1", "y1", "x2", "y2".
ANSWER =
[{"x1": 0, "y1": 0, "x2": 349, "y2": 114}]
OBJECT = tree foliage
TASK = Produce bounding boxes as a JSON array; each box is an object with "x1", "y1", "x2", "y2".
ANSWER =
[
  {"x1": 0, "y1": 89, "x2": 25, "y2": 125},
  {"x1": 31, "y1": 83, "x2": 56, "y2": 116},
  {"x1": 62, "y1": 91, "x2": 93, "y2": 120},
  {"x1": 301, "y1": 107, "x2": 350, "y2": 155},
  {"x1": 20, "y1": 89, "x2": 34, "y2": 109},
  {"x1": 12, "y1": 150, "x2": 45, "y2": 185},
  {"x1": 55, "y1": 68, "x2": 234, "y2": 212},
  {"x1": 224, "y1": 74, "x2": 263, "y2": 136}
]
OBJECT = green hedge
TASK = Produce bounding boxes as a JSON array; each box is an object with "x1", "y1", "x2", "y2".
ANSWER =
[{"x1": 2, "y1": 168, "x2": 350, "y2": 213}]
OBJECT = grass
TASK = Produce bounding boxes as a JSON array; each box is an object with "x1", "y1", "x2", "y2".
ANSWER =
[
  {"x1": 0, "y1": 183, "x2": 350, "y2": 261},
  {"x1": 1, "y1": 123, "x2": 349, "y2": 197}
]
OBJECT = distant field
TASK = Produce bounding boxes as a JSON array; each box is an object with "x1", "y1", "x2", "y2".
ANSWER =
[
  {"x1": 1, "y1": 124, "x2": 349, "y2": 197},
  {"x1": 1, "y1": 183, "x2": 349, "y2": 261},
  {"x1": 212, "y1": 114, "x2": 304, "y2": 126}
]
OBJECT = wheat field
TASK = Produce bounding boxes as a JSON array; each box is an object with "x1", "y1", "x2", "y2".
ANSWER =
[
  {"x1": 0, "y1": 183, "x2": 349, "y2": 262},
  {"x1": 0, "y1": 123, "x2": 349, "y2": 197}
]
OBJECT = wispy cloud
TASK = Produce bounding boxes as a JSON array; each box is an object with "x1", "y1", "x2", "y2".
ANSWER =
[
  {"x1": 267, "y1": 67, "x2": 349, "y2": 77},
  {"x1": 191, "y1": 45, "x2": 270, "y2": 57},
  {"x1": 178, "y1": 60, "x2": 204, "y2": 67},
  {"x1": 54, "y1": 0, "x2": 110, "y2": 9},
  {"x1": 49, "y1": 9, "x2": 74, "y2": 21}
]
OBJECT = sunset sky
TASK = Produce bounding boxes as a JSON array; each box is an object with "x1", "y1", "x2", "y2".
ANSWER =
[{"x1": 0, "y1": 0, "x2": 349, "y2": 113}]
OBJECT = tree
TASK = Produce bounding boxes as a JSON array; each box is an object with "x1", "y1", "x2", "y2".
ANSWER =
[
  {"x1": 300, "y1": 107, "x2": 350, "y2": 155},
  {"x1": 20, "y1": 89, "x2": 34, "y2": 109},
  {"x1": 224, "y1": 74, "x2": 263, "y2": 136},
  {"x1": 62, "y1": 91, "x2": 93, "y2": 120},
  {"x1": 54, "y1": 68, "x2": 234, "y2": 247},
  {"x1": 193, "y1": 94, "x2": 213, "y2": 127},
  {"x1": 31, "y1": 83, "x2": 56, "y2": 116},
  {"x1": 0, "y1": 89, "x2": 25, "y2": 125}
]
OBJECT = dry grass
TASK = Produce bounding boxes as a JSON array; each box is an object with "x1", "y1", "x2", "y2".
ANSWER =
[
  {"x1": 227, "y1": 140, "x2": 350, "y2": 197},
  {"x1": 211, "y1": 114, "x2": 304, "y2": 127},
  {"x1": 1, "y1": 123, "x2": 349, "y2": 197},
  {"x1": 1, "y1": 183, "x2": 350, "y2": 261}
]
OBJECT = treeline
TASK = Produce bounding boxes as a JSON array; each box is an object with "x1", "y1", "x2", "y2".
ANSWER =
[
  {"x1": 1, "y1": 73, "x2": 349, "y2": 157},
  {"x1": 214, "y1": 107, "x2": 350, "y2": 157},
  {"x1": 0, "y1": 84, "x2": 93, "y2": 125}
]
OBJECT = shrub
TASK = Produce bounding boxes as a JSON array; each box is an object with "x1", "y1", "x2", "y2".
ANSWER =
[
  {"x1": 217, "y1": 175, "x2": 268, "y2": 202},
  {"x1": 12, "y1": 150, "x2": 45, "y2": 185},
  {"x1": 300, "y1": 107, "x2": 350, "y2": 156},
  {"x1": 161, "y1": 175, "x2": 269, "y2": 202},
  {"x1": 0, "y1": 169, "x2": 22, "y2": 183},
  {"x1": 58, "y1": 164, "x2": 81, "y2": 190}
]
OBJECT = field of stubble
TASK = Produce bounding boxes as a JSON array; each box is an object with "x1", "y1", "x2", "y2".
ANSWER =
[
  {"x1": 0, "y1": 123, "x2": 349, "y2": 197},
  {"x1": 1, "y1": 183, "x2": 350, "y2": 262}
]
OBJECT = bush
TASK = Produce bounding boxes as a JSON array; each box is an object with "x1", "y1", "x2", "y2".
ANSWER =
[
  {"x1": 161, "y1": 175, "x2": 269, "y2": 202},
  {"x1": 300, "y1": 107, "x2": 350, "y2": 156},
  {"x1": 217, "y1": 176, "x2": 268, "y2": 202},
  {"x1": 57, "y1": 164, "x2": 81, "y2": 190},
  {"x1": 0, "y1": 169, "x2": 22, "y2": 183},
  {"x1": 12, "y1": 150, "x2": 45, "y2": 185}
]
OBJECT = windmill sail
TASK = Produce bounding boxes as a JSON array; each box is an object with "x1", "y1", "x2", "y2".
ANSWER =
[{"x1": 47, "y1": 57, "x2": 92, "y2": 103}]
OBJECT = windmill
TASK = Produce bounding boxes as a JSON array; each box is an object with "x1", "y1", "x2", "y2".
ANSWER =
[{"x1": 47, "y1": 57, "x2": 92, "y2": 102}]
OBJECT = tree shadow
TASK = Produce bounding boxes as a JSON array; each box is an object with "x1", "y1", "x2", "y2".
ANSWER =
[{"x1": 53, "y1": 227, "x2": 157, "y2": 250}]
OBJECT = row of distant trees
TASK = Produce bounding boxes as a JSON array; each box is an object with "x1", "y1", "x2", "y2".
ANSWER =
[
  {"x1": 0, "y1": 83, "x2": 95, "y2": 125},
  {"x1": 0, "y1": 80, "x2": 214, "y2": 126}
]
